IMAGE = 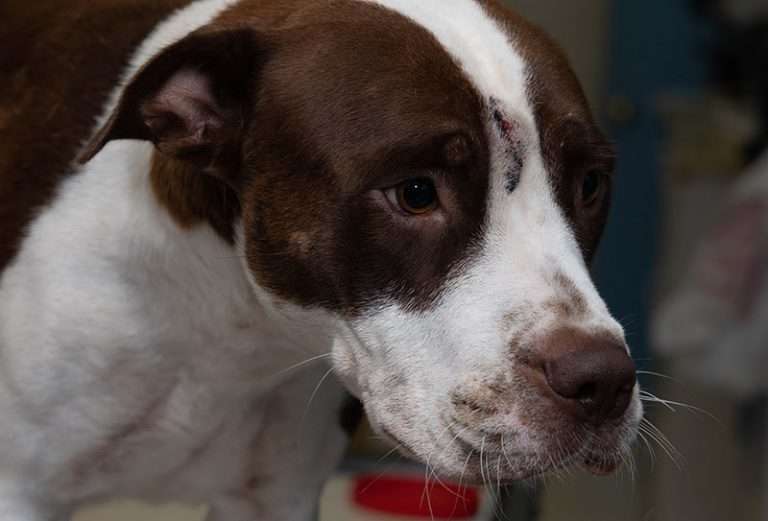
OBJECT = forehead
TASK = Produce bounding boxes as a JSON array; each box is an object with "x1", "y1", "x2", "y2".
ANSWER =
[
  {"x1": 252, "y1": 0, "x2": 595, "y2": 168},
  {"x1": 218, "y1": 0, "x2": 595, "y2": 155},
  {"x1": 255, "y1": 3, "x2": 485, "y2": 167},
  {"x1": 363, "y1": 0, "x2": 594, "y2": 133}
]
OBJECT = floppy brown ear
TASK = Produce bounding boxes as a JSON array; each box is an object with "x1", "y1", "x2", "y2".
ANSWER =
[{"x1": 78, "y1": 28, "x2": 262, "y2": 170}]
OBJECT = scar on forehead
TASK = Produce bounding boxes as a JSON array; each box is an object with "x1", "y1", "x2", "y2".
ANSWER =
[{"x1": 489, "y1": 98, "x2": 524, "y2": 193}]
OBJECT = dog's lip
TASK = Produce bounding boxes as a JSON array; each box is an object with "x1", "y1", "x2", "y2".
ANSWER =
[
  {"x1": 444, "y1": 425, "x2": 626, "y2": 478},
  {"x1": 582, "y1": 453, "x2": 620, "y2": 476}
]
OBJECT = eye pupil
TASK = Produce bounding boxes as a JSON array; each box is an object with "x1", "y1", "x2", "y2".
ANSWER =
[
  {"x1": 582, "y1": 171, "x2": 602, "y2": 205},
  {"x1": 399, "y1": 178, "x2": 438, "y2": 214}
]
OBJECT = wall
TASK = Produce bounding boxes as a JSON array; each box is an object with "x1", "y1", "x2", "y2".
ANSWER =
[{"x1": 506, "y1": 0, "x2": 611, "y2": 107}]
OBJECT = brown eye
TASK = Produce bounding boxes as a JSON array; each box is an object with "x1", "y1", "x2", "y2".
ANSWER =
[
  {"x1": 581, "y1": 170, "x2": 605, "y2": 207},
  {"x1": 396, "y1": 178, "x2": 439, "y2": 215}
]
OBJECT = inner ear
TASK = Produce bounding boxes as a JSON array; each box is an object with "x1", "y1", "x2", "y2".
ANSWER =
[
  {"x1": 78, "y1": 28, "x2": 260, "y2": 168},
  {"x1": 140, "y1": 68, "x2": 233, "y2": 161}
]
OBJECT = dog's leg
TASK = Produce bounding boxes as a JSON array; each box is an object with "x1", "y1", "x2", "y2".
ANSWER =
[{"x1": 206, "y1": 366, "x2": 351, "y2": 521}]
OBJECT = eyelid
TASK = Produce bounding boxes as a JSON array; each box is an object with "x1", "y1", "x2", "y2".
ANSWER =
[
  {"x1": 382, "y1": 178, "x2": 442, "y2": 217},
  {"x1": 377, "y1": 170, "x2": 448, "y2": 192}
]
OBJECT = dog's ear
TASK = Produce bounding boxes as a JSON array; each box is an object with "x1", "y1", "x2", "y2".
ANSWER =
[{"x1": 78, "y1": 28, "x2": 262, "y2": 171}]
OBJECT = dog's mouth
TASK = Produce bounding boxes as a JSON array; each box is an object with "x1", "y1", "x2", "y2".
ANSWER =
[
  {"x1": 375, "y1": 419, "x2": 636, "y2": 484},
  {"x1": 582, "y1": 453, "x2": 622, "y2": 476}
]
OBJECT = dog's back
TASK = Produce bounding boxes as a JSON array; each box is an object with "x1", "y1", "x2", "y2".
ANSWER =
[{"x1": 0, "y1": 0, "x2": 190, "y2": 270}]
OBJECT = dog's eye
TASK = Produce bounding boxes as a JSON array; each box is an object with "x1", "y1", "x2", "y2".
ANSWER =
[
  {"x1": 581, "y1": 170, "x2": 605, "y2": 207},
  {"x1": 396, "y1": 178, "x2": 439, "y2": 215}
]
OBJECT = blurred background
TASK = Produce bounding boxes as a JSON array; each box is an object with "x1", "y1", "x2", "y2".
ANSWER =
[{"x1": 76, "y1": 0, "x2": 768, "y2": 520}]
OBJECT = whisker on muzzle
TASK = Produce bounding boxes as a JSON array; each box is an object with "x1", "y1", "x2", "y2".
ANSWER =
[
  {"x1": 273, "y1": 352, "x2": 332, "y2": 379},
  {"x1": 638, "y1": 418, "x2": 684, "y2": 470},
  {"x1": 639, "y1": 390, "x2": 721, "y2": 424}
]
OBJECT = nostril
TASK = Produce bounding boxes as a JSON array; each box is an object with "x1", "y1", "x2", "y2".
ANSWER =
[{"x1": 575, "y1": 382, "x2": 597, "y2": 404}]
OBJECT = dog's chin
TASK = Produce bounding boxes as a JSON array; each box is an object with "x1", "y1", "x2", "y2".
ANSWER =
[{"x1": 376, "y1": 421, "x2": 638, "y2": 485}]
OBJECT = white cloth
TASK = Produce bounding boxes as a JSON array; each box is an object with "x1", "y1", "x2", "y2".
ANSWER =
[{"x1": 653, "y1": 152, "x2": 768, "y2": 396}]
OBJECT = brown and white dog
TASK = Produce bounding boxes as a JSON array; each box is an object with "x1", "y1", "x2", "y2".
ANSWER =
[{"x1": 0, "y1": 0, "x2": 641, "y2": 519}]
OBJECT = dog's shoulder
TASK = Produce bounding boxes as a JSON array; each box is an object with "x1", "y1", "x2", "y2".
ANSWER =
[{"x1": 0, "y1": 0, "x2": 192, "y2": 271}]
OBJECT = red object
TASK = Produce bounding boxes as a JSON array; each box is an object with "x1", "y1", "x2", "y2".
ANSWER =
[{"x1": 353, "y1": 474, "x2": 480, "y2": 519}]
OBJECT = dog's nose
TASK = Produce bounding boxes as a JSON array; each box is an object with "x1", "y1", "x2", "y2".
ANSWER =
[{"x1": 541, "y1": 333, "x2": 636, "y2": 424}]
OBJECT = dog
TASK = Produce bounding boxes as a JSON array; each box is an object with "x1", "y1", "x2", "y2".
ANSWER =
[{"x1": 0, "y1": 0, "x2": 642, "y2": 519}]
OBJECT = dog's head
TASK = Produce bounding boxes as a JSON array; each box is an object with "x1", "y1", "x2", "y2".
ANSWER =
[{"x1": 84, "y1": 0, "x2": 641, "y2": 481}]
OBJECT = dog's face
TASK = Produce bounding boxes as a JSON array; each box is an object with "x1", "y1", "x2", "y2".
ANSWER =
[{"x1": 86, "y1": 0, "x2": 641, "y2": 482}]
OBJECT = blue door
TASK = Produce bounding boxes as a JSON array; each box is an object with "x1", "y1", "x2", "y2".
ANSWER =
[{"x1": 594, "y1": 0, "x2": 707, "y2": 368}]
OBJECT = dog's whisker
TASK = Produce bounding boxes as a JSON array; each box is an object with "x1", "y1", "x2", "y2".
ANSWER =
[
  {"x1": 494, "y1": 453, "x2": 515, "y2": 521},
  {"x1": 500, "y1": 433, "x2": 516, "y2": 472},
  {"x1": 478, "y1": 436, "x2": 497, "y2": 511},
  {"x1": 639, "y1": 392, "x2": 721, "y2": 424},
  {"x1": 420, "y1": 455, "x2": 430, "y2": 512},
  {"x1": 636, "y1": 370, "x2": 677, "y2": 382},
  {"x1": 637, "y1": 430, "x2": 657, "y2": 470},
  {"x1": 376, "y1": 444, "x2": 402, "y2": 464},
  {"x1": 424, "y1": 425, "x2": 468, "y2": 502},
  {"x1": 643, "y1": 421, "x2": 683, "y2": 464},
  {"x1": 638, "y1": 419, "x2": 683, "y2": 470},
  {"x1": 457, "y1": 443, "x2": 473, "y2": 488},
  {"x1": 299, "y1": 367, "x2": 335, "y2": 430},
  {"x1": 616, "y1": 437, "x2": 636, "y2": 487},
  {"x1": 355, "y1": 445, "x2": 406, "y2": 497},
  {"x1": 450, "y1": 449, "x2": 474, "y2": 519},
  {"x1": 498, "y1": 455, "x2": 506, "y2": 494},
  {"x1": 422, "y1": 461, "x2": 437, "y2": 521},
  {"x1": 272, "y1": 352, "x2": 332, "y2": 379}
]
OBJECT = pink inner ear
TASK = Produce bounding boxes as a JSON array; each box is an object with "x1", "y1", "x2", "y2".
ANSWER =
[{"x1": 141, "y1": 68, "x2": 225, "y2": 145}]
